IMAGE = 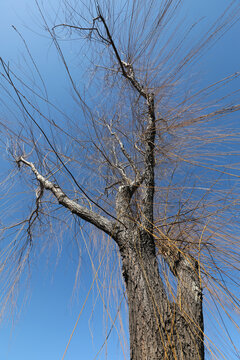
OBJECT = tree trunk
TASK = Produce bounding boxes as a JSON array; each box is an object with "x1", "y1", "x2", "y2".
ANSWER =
[
  {"x1": 119, "y1": 230, "x2": 204, "y2": 360},
  {"x1": 174, "y1": 254, "x2": 205, "y2": 360}
]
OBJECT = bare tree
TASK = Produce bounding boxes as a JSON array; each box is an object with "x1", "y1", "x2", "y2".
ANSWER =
[{"x1": 0, "y1": 0, "x2": 240, "y2": 359}]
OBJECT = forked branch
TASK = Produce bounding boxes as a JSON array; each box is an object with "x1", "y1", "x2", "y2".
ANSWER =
[
  {"x1": 17, "y1": 157, "x2": 119, "y2": 239},
  {"x1": 106, "y1": 123, "x2": 144, "y2": 187}
]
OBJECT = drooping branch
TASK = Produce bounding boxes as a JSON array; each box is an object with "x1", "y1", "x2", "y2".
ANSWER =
[
  {"x1": 26, "y1": 182, "x2": 44, "y2": 242},
  {"x1": 0, "y1": 57, "x2": 125, "y2": 226},
  {"x1": 17, "y1": 157, "x2": 119, "y2": 240}
]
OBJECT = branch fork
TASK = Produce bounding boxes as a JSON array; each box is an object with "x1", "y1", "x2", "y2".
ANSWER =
[{"x1": 17, "y1": 157, "x2": 119, "y2": 240}]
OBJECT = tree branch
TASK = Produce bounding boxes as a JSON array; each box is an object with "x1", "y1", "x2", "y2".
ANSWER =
[
  {"x1": 17, "y1": 157, "x2": 119, "y2": 239},
  {"x1": 95, "y1": 8, "x2": 147, "y2": 98},
  {"x1": 141, "y1": 93, "x2": 156, "y2": 233},
  {"x1": 95, "y1": 12, "x2": 157, "y2": 218},
  {"x1": 0, "y1": 57, "x2": 120, "y2": 224},
  {"x1": 106, "y1": 123, "x2": 143, "y2": 187}
]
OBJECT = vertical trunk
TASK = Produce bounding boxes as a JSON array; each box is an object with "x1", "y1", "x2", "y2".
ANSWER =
[
  {"x1": 114, "y1": 85, "x2": 204, "y2": 358},
  {"x1": 121, "y1": 234, "x2": 173, "y2": 360},
  {"x1": 120, "y1": 232, "x2": 204, "y2": 360},
  {"x1": 174, "y1": 255, "x2": 204, "y2": 359}
]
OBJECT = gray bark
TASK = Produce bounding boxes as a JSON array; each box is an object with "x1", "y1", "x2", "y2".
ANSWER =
[
  {"x1": 119, "y1": 230, "x2": 204, "y2": 359},
  {"x1": 115, "y1": 182, "x2": 204, "y2": 360}
]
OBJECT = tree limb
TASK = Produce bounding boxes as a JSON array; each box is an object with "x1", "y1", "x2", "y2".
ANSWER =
[
  {"x1": 141, "y1": 93, "x2": 156, "y2": 234},
  {"x1": 106, "y1": 123, "x2": 142, "y2": 185},
  {"x1": 17, "y1": 157, "x2": 119, "y2": 239}
]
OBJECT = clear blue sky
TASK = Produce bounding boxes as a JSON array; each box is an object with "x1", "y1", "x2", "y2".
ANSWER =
[{"x1": 0, "y1": 1, "x2": 239, "y2": 359}]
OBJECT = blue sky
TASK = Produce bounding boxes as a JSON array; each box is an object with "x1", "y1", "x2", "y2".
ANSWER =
[{"x1": 0, "y1": 1, "x2": 240, "y2": 359}]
